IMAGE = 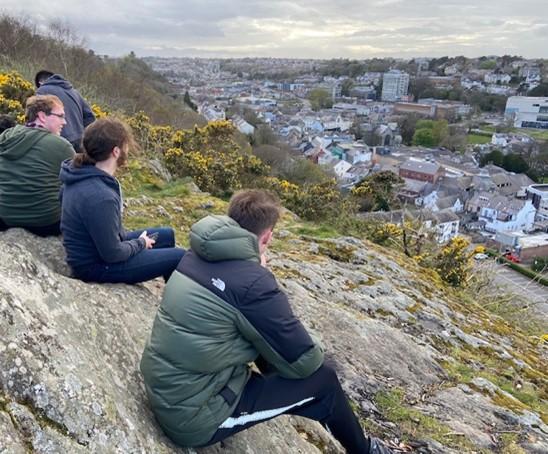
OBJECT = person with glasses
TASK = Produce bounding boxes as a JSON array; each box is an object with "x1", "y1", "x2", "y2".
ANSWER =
[
  {"x1": 0, "y1": 95, "x2": 75, "y2": 236},
  {"x1": 35, "y1": 70, "x2": 95, "y2": 152}
]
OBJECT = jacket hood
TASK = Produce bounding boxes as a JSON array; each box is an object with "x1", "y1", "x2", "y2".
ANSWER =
[
  {"x1": 59, "y1": 159, "x2": 119, "y2": 191},
  {"x1": 190, "y1": 215, "x2": 260, "y2": 262},
  {"x1": 0, "y1": 125, "x2": 50, "y2": 160},
  {"x1": 42, "y1": 74, "x2": 72, "y2": 89}
]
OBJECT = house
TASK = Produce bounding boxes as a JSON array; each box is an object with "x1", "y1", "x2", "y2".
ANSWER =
[
  {"x1": 199, "y1": 103, "x2": 226, "y2": 122},
  {"x1": 344, "y1": 162, "x2": 371, "y2": 183},
  {"x1": 466, "y1": 192, "x2": 537, "y2": 233},
  {"x1": 323, "y1": 115, "x2": 352, "y2": 132},
  {"x1": 399, "y1": 159, "x2": 444, "y2": 184},
  {"x1": 231, "y1": 115, "x2": 255, "y2": 135},
  {"x1": 423, "y1": 209, "x2": 460, "y2": 244},
  {"x1": 420, "y1": 192, "x2": 464, "y2": 213},
  {"x1": 375, "y1": 124, "x2": 400, "y2": 147},
  {"x1": 491, "y1": 133, "x2": 509, "y2": 147},
  {"x1": 487, "y1": 168, "x2": 534, "y2": 197},
  {"x1": 484, "y1": 72, "x2": 512, "y2": 84},
  {"x1": 332, "y1": 159, "x2": 353, "y2": 179}
]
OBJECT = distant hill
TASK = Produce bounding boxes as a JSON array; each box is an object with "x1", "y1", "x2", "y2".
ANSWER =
[{"x1": 0, "y1": 14, "x2": 206, "y2": 128}]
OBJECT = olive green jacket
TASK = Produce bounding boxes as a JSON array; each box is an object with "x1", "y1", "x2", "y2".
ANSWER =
[
  {"x1": 140, "y1": 215, "x2": 324, "y2": 446},
  {"x1": 0, "y1": 125, "x2": 74, "y2": 226}
]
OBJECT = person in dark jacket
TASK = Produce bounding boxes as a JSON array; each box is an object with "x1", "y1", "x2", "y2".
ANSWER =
[
  {"x1": 0, "y1": 115, "x2": 15, "y2": 134},
  {"x1": 35, "y1": 70, "x2": 95, "y2": 152},
  {"x1": 0, "y1": 95, "x2": 74, "y2": 236},
  {"x1": 60, "y1": 117, "x2": 184, "y2": 284},
  {"x1": 140, "y1": 190, "x2": 393, "y2": 454}
]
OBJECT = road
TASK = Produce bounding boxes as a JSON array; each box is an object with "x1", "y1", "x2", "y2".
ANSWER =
[{"x1": 476, "y1": 261, "x2": 548, "y2": 325}]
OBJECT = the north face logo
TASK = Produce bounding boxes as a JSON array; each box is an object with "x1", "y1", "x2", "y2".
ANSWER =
[{"x1": 211, "y1": 277, "x2": 226, "y2": 291}]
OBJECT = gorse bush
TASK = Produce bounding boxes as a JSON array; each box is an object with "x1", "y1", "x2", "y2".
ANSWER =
[
  {"x1": 0, "y1": 71, "x2": 34, "y2": 121},
  {"x1": 164, "y1": 121, "x2": 269, "y2": 196}
]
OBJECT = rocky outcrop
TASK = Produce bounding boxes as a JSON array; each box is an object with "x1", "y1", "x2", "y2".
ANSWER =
[{"x1": 0, "y1": 229, "x2": 546, "y2": 453}]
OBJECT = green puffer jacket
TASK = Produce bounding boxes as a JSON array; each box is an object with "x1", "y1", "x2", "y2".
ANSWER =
[{"x1": 140, "y1": 215, "x2": 324, "y2": 447}]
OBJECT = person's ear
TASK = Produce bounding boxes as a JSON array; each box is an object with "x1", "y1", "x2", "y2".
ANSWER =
[
  {"x1": 112, "y1": 146, "x2": 121, "y2": 159},
  {"x1": 260, "y1": 229, "x2": 273, "y2": 247},
  {"x1": 36, "y1": 111, "x2": 48, "y2": 123}
]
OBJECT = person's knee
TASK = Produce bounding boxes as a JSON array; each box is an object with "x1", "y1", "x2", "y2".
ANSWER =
[{"x1": 161, "y1": 227, "x2": 175, "y2": 246}]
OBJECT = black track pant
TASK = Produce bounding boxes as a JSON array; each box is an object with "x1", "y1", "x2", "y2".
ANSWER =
[{"x1": 205, "y1": 364, "x2": 371, "y2": 453}]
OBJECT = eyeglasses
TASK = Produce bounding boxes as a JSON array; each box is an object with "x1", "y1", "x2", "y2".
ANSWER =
[{"x1": 48, "y1": 112, "x2": 66, "y2": 119}]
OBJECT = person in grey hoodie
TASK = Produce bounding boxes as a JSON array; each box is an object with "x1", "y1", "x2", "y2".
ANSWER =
[
  {"x1": 60, "y1": 117, "x2": 184, "y2": 284},
  {"x1": 35, "y1": 70, "x2": 95, "y2": 152},
  {"x1": 0, "y1": 95, "x2": 74, "y2": 236}
]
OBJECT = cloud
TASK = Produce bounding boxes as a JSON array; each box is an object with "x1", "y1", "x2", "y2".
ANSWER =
[{"x1": 0, "y1": 1, "x2": 546, "y2": 58}]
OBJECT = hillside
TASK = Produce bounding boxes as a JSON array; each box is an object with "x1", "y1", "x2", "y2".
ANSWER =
[
  {"x1": 0, "y1": 168, "x2": 546, "y2": 453},
  {"x1": 0, "y1": 46, "x2": 547, "y2": 452},
  {"x1": 0, "y1": 14, "x2": 205, "y2": 129}
]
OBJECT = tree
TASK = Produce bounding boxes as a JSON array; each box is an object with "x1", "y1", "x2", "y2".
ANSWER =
[
  {"x1": 528, "y1": 83, "x2": 548, "y2": 96},
  {"x1": 412, "y1": 128, "x2": 435, "y2": 147},
  {"x1": 351, "y1": 171, "x2": 404, "y2": 212},
  {"x1": 441, "y1": 125, "x2": 467, "y2": 151},
  {"x1": 409, "y1": 78, "x2": 434, "y2": 101},
  {"x1": 397, "y1": 114, "x2": 419, "y2": 145},
  {"x1": 502, "y1": 153, "x2": 529, "y2": 173},
  {"x1": 308, "y1": 89, "x2": 333, "y2": 111},
  {"x1": 341, "y1": 79, "x2": 354, "y2": 97},
  {"x1": 252, "y1": 125, "x2": 278, "y2": 146},
  {"x1": 183, "y1": 91, "x2": 197, "y2": 111},
  {"x1": 480, "y1": 149, "x2": 504, "y2": 167}
]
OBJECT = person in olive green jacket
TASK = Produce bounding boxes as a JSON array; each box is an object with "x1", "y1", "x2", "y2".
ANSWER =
[
  {"x1": 0, "y1": 95, "x2": 74, "y2": 236},
  {"x1": 140, "y1": 190, "x2": 393, "y2": 454}
]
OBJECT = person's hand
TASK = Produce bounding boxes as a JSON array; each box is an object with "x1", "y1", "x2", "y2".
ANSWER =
[{"x1": 139, "y1": 230, "x2": 156, "y2": 249}]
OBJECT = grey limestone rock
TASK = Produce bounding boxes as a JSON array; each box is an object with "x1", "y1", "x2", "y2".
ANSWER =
[{"x1": 1, "y1": 228, "x2": 546, "y2": 453}]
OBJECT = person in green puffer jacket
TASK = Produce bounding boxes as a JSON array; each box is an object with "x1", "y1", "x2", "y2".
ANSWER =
[
  {"x1": 0, "y1": 95, "x2": 74, "y2": 236},
  {"x1": 140, "y1": 190, "x2": 393, "y2": 454}
]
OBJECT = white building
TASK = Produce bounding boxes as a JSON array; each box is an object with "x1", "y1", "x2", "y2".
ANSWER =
[
  {"x1": 332, "y1": 160, "x2": 353, "y2": 178},
  {"x1": 491, "y1": 133, "x2": 509, "y2": 147},
  {"x1": 526, "y1": 184, "x2": 548, "y2": 221},
  {"x1": 423, "y1": 210, "x2": 460, "y2": 244},
  {"x1": 484, "y1": 72, "x2": 511, "y2": 84},
  {"x1": 231, "y1": 115, "x2": 255, "y2": 135},
  {"x1": 505, "y1": 96, "x2": 548, "y2": 129},
  {"x1": 381, "y1": 70, "x2": 409, "y2": 102},
  {"x1": 473, "y1": 194, "x2": 537, "y2": 233}
]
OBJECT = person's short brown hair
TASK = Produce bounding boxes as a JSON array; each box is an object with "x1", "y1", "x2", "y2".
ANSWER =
[
  {"x1": 25, "y1": 95, "x2": 63, "y2": 123},
  {"x1": 228, "y1": 190, "x2": 281, "y2": 235},
  {"x1": 73, "y1": 117, "x2": 136, "y2": 167}
]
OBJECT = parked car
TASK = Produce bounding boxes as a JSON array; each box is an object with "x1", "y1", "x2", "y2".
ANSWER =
[{"x1": 474, "y1": 253, "x2": 489, "y2": 260}]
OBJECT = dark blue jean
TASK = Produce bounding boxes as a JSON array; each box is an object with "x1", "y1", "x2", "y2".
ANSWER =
[{"x1": 76, "y1": 227, "x2": 185, "y2": 284}]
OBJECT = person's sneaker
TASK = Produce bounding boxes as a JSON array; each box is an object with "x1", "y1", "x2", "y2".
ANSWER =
[{"x1": 369, "y1": 437, "x2": 395, "y2": 454}]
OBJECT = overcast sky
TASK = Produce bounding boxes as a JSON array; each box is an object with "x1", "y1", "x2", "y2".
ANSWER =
[{"x1": 3, "y1": 1, "x2": 547, "y2": 59}]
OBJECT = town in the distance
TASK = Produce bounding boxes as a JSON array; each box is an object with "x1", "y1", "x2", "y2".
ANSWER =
[{"x1": 145, "y1": 55, "x2": 548, "y2": 268}]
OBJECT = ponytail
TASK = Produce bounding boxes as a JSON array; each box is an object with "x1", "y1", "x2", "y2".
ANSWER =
[{"x1": 72, "y1": 150, "x2": 97, "y2": 167}]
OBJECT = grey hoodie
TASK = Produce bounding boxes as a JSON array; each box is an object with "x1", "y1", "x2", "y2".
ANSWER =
[{"x1": 36, "y1": 74, "x2": 95, "y2": 144}]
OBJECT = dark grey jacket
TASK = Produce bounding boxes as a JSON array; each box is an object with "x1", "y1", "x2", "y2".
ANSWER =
[
  {"x1": 140, "y1": 215, "x2": 324, "y2": 447},
  {"x1": 36, "y1": 74, "x2": 95, "y2": 144}
]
